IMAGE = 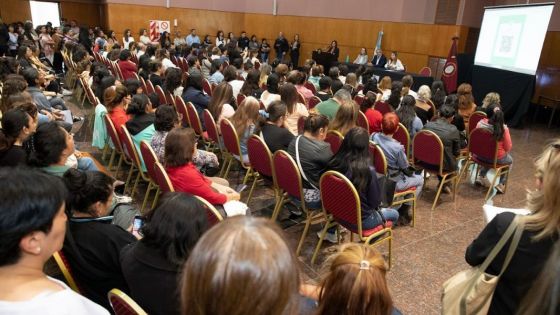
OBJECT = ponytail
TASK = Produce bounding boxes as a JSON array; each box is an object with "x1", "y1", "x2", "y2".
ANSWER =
[{"x1": 486, "y1": 104, "x2": 505, "y2": 141}]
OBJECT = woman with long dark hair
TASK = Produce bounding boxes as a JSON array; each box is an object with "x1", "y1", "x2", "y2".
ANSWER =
[
  {"x1": 240, "y1": 68, "x2": 263, "y2": 99},
  {"x1": 386, "y1": 81, "x2": 402, "y2": 110},
  {"x1": 396, "y1": 95, "x2": 423, "y2": 139},
  {"x1": 280, "y1": 83, "x2": 309, "y2": 135},
  {"x1": 260, "y1": 73, "x2": 281, "y2": 108}
]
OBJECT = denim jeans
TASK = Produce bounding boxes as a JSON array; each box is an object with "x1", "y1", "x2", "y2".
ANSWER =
[
  {"x1": 477, "y1": 154, "x2": 513, "y2": 184},
  {"x1": 77, "y1": 157, "x2": 99, "y2": 172},
  {"x1": 395, "y1": 173, "x2": 424, "y2": 204},
  {"x1": 328, "y1": 208, "x2": 399, "y2": 233}
]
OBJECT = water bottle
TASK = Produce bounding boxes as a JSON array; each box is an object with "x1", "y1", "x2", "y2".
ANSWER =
[{"x1": 345, "y1": 55, "x2": 350, "y2": 63}]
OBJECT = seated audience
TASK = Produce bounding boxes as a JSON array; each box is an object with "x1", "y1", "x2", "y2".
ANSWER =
[
  {"x1": 208, "y1": 59, "x2": 224, "y2": 85},
  {"x1": 149, "y1": 60, "x2": 164, "y2": 87},
  {"x1": 30, "y1": 122, "x2": 98, "y2": 176},
  {"x1": 259, "y1": 100, "x2": 294, "y2": 153},
  {"x1": 151, "y1": 105, "x2": 219, "y2": 173},
  {"x1": 0, "y1": 168, "x2": 109, "y2": 314},
  {"x1": 474, "y1": 104, "x2": 512, "y2": 194},
  {"x1": 396, "y1": 95, "x2": 423, "y2": 140},
  {"x1": 182, "y1": 69, "x2": 210, "y2": 122},
  {"x1": 165, "y1": 128, "x2": 239, "y2": 205},
  {"x1": 373, "y1": 113, "x2": 424, "y2": 225},
  {"x1": 414, "y1": 85, "x2": 433, "y2": 124},
  {"x1": 231, "y1": 96, "x2": 261, "y2": 163},
  {"x1": 326, "y1": 127, "x2": 399, "y2": 240},
  {"x1": 105, "y1": 85, "x2": 130, "y2": 133},
  {"x1": 239, "y1": 69, "x2": 263, "y2": 99},
  {"x1": 316, "y1": 88, "x2": 352, "y2": 121},
  {"x1": 329, "y1": 100, "x2": 358, "y2": 136},
  {"x1": 443, "y1": 94, "x2": 466, "y2": 139},
  {"x1": 378, "y1": 76, "x2": 392, "y2": 101},
  {"x1": 401, "y1": 75, "x2": 417, "y2": 99},
  {"x1": 258, "y1": 63, "x2": 272, "y2": 87},
  {"x1": 481, "y1": 92, "x2": 500, "y2": 110},
  {"x1": 0, "y1": 105, "x2": 38, "y2": 167},
  {"x1": 260, "y1": 73, "x2": 281, "y2": 108},
  {"x1": 465, "y1": 139, "x2": 560, "y2": 314},
  {"x1": 287, "y1": 70, "x2": 313, "y2": 103},
  {"x1": 208, "y1": 82, "x2": 236, "y2": 127},
  {"x1": 287, "y1": 114, "x2": 332, "y2": 208},
  {"x1": 181, "y1": 216, "x2": 304, "y2": 315},
  {"x1": 164, "y1": 67, "x2": 184, "y2": 97},
  {"x1": 345, "y1": 73, "x2": 359, "y2": 91},
  {"x1": 317, "y1": 76, "x2": 333, "y2": 102},
  {"x1": 308, "y1": 65, "x2": 322, "y2": 90},
  {"x1": 280, "y1": 83, "x2": 309, "y2": 135},
  {"x1": 124, "y1": 78, "x2": 142, "y2": 96},
  {"x1": 315, "y1": 243, "x2": 400, "y2": 315},
  {"x1": 117, "y1": 49, "x2": 137, "y2": 81},
  {"x1": 224, "y1": 65, "x2": 244, "y2": 98},
  {"x1": 360, "y1": 94, "x2": 383, "y2": 134},
  {"x1": 121, "y1": 192, "x2": 208, "y2": 315},
  {"x1": 457, "y1": 83, "x2": 477, "y2": 124},
  {"x1": 385, "y1": 51, "x2": 404, "y2": 71},
  {"x1": 328, "y1": 66, "x2": 343, "y2": 94},
  {"x1": 431, "y1": 80, "x2": 446, "y2": 109},
  {"x1": 62, "y1": 168, "x2": 136, "y2": 310},
  {"x1": 125, "y1": 94, "x2": 155, "y2": 170},
  {"x1": 422, "y1": 105, "x2": 461, "y2": 192},
  {"x1": 386, "y1": 81, "x2": 403, "y2": 110}
]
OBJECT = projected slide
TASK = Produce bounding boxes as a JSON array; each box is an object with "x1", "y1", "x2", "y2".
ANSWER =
[{"x1": 474, "y1": 4, "x2": 553, "y2": 75}]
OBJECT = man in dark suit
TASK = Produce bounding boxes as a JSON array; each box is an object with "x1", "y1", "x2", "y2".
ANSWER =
[
  {"x1": 371, "y1": 48, "x2": 387, "y2": 68},
  {"x1": 274, "y1": 32, "x2": 289, "y2": 62}
]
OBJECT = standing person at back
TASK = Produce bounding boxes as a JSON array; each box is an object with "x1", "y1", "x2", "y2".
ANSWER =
[
  {"x1": 274, "y1": 32, "x2": 289, "y2": 62},
  {"x1": 315, "y1": 89, "x2": 352, "y2": 121},
  {"x1": 422, "y1": 104, "x2": 461, "y2": 192}
]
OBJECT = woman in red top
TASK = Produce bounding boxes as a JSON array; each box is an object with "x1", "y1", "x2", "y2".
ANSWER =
[
  {"x1": 165, "y1": 128, "x2": 240, "y2": 205},
  {"x1": 475, "y1": 103, "x2": 512, "y2": 194},
  {"x1": 117, "y1": 50, "x2": 138, "y2": 81},
  {"x1": 359, "y1": 94, "x2": 382, "y2": 134},
  {"x1": 104, "y1": 85, "x2": 131, "y2": 133}
]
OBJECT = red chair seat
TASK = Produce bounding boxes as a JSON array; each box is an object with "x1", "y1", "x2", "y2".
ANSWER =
[{"x1": 361, "y1": 221, "x2": 393, "y2": 237}]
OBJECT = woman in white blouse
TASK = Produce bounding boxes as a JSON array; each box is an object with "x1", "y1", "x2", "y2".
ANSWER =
[
  {"x1": 122, "y1": 29, "x2": 135, "y2": 50},
  {"x1": 353, "y1": 47, "x2": 368, "y2": 65},
  {"x1": 139, "y1": 28, "x2": 151, "y2": 45},
  {"x1": 0, "y1": 169, "x2": 108, "y2": 315},
  {"x1": 385, "y1": 51, "x2": 405, "y2": 71},
  {"x1": 215, "y1": 30, "x2": 226, "y2": 47}
]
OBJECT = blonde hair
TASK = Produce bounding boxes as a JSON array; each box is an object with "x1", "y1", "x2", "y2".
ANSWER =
[
  {"x1": 230, "y1": 96, "x2": 260, "y2": 137},
  {"x1": 523, "y1": 139, "x2": 560, "y2": 240},
  {"x1": 379, "y1": 76, "x2": 392, "y2": 90},
  {"x1": 317, "y1": 243, "x2": 393, "y2": 315},
  {"x1": 329, "y1": 100, "x2": 358, "y2": 136},
  {"x1": 482, "y1": 92, "x2": 500, "y2": 109},
  {"x1": 181, "y1": 216, "x2": 300, "y2": 315},
  {"x1": 345, "y1": 73, "x2": 358, "y2": 88},
  {"x1": 417, "y1": 85, "x2": 431, "y2": 102}
]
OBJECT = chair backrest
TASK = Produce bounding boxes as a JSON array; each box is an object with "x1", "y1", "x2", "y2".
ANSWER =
[
  {"x1": 419, "y1": 66, "x2": 432, "y2": 77},
  {"x1": 468, "y1": 111, "x2": 487, "y2": 134},
  {"x1": 155, "y1": 85, "x2": 167, "y2": 105},
  {"x1": 308, "y1": 96, "x2": 321, "y2": 109},
  {"x1": 272, "y1": 150, "x2": 304, "y2": 200},
  {"x1": 104, "y1": 115, "x2": 124, "y2": 154},
  {"x1": 175, "y1": 96, "x2": 190, "y2": 127},
  {"x1": 325, "y1": 130, "x2": 344, "y2": 154},
  {"x1": 165, "y1": 91, "x2": 175, "y2": 107},
  {"x1": 297, "y1": 91, "x2": 307, "y2": 106},
  {"x1": 145, "y1": 79, "x2": 155, "y2": 95},
  {"x1": 393, "y1": 123, "x2": 410, "y2": 158},
  {"x1": 202, "y1": 78, "x2": 212, "y2": 96},
  {"x1": 413, "y1": 130, "x2": 444, "y2": 174},
  {"x1": 130, "y1": 54, "x2": 139, "y2": 65},
  {"x1": 220, "y1": 118, "x2": 243, "y2": 157},
  {"x1": 254, "y1": 60, "x2": 261, "y2": 70},
  {"x1": 153, "y1": 162, "x2": 174, "y2": 192},
  {"x1": 139, "y1": 76, "x2": 147, "y2": 95},
  {"x1": 185, "y1": 102, "x2": 204, "y2": 135},
  {"x1": 469, "y1": 127, "x2": 499, "y2": 167},
  {"x1": 304, "y1": 81, "x2": 316, "y2": 94},
  {"x1": 52, "y1": 251, "x2": 81, "y2": 293},
  {"x1": 357, "y1": 111, "x2": 369, "y2": 131},
  {"x1": 108, "y1": 289, "x2": 148, "y2": 315},
  {"x1": 170, "y1": 55, "x2": 178, "y2": 67},
  {"x1": 236, "y1": 93, "x2": 246, "y2": 107},
  {"x1": 374, "y1": 101, "x2": 392, "y2": 116},
  {"x1": 247, "y1": 135, "x2": 274, "y2": 177},
  {"x1": 319, "y1": 171, "x2": 363, "y2": 233},
  {"x1": 356, "y1": 84, "x2": 364, "y2": 92},
  {"x1": 203, "y1": 109, "x2": 220, "y2": 144},
  {"x1": 259, "y1": 100, "x2": 266, "y2": 110},
  {"x1": 115, "y1": 62, "x2": 125, "y2": 81},
  {"x1": 369, "y1": 141, "x2": 388, "y2": 174},
  {"x1": 354, "y1": 94, "x2": 364, "y2": 106},
  {"x1": 140, "y1": 141, "x2": 159, "y2": 182},
  {"x1": 195, "y1": 195, "x2": 224, "y2": 227},
  {"x1": 119, "y1": 125, "x2": 143, "y2": 170}
]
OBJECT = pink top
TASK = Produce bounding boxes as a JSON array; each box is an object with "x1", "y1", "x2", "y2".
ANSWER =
[
  {"x1": 477, "y1": 118, "x2": 512, "y2": 159},
  {"x1": 296, "y1": 85, "x2": 314, "y2": 103}
]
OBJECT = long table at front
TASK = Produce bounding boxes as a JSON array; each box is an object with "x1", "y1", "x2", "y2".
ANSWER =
[{"x1": 343, "y1": 63, "x2": 433, "y2": 91}]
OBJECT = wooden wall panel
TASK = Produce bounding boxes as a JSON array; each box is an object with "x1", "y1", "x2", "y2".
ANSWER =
[
  {"x1": 0, "y1": 0, "x2": 32, "y2": 24},
  {"x1": 60, "y1": 2, "x2": 101, "y2": 29},
  {"x1": 540, "y1": 31, "x2": 560, "y2": 68}
]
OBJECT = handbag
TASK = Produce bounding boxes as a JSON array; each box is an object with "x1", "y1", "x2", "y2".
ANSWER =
[
  {"x1": 376, "y1": 172, "x2": 397, "y2": 208},
  {"x1": 441, "y1": 215, "x2": 524, "y2": 315}
]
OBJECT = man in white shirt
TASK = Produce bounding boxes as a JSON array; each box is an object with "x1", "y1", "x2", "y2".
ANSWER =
[
  {"x1": 174, "y1": 31, "x2": 186, "y2": 46},
  {"x1": 185, "y1": 29, "x2": 200, "y2": 46}
]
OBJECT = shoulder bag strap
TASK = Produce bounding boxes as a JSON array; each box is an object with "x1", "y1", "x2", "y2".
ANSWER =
[
  {"x1": 295, "y1": 135, "x2": 318, "y2": 190},
  {"x1": 477, "y1": 215, "x2": 521, "y2": 274}
]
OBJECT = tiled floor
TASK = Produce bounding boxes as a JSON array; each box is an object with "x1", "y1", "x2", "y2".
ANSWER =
[{"x1": 69, "y1": 96, "x2": 559, "y2": 315}]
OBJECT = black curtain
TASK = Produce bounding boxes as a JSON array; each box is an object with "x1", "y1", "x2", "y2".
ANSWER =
[{"x1": 471, "y1": 65, "x2": 535, "y2": 128}]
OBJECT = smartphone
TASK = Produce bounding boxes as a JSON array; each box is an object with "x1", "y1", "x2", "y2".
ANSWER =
[
  {"x1": 235, "y1": 184, "x2": 248, "y2": 193},
  {"x1": 132, "y1": 216, "x2": 144, "y2": 234}
]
